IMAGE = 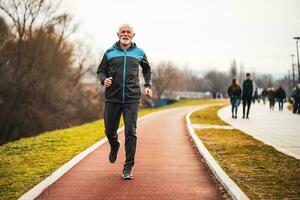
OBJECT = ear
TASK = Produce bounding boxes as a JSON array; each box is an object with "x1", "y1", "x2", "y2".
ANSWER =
[
  {"x1": 132, "y1": 33, "x2": 135, "y2": 38},
  {"x1": 117, "y1": 32, "x2": 120, "y2": 38}
]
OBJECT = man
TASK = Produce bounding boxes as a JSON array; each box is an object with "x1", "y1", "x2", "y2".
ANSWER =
[
  {"x1": 242, "y1": 73, "x2": 255, "y2": 118},
  {"x1": 261, "y1": 88, "x2": 268, "y2": 104},
  {"x1": 267, "y1": 87, "x2": 276, "y2": 111},
  {"x1": 275, "y1": 86, "x2": 286, "y2": 111},
  {"x1": 97, "y1": 24, "x2": 152, "y2": 179},
  {"x1": 292, "y1": 83, "x2": 300, "y2": 114}
]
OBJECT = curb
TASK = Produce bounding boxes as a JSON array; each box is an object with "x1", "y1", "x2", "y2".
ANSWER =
[
  {"x1": 18, "y1": 111, "x2": 159, "y2": 200},
  {"x1": 186, "y1": 108, "x2": 249, "y2": 200}
]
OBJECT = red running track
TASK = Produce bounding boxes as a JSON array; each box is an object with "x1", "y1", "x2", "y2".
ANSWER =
[{"x1": 37, "y1": 106, "x2": 224, "y2": 200}]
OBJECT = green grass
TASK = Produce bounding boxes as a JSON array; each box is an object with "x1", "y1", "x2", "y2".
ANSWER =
[
  {"x1": 0, "y1": 120, "x2": 105, "y2": 200},
  {"x1": 191, "y1": 105, "x2": 227, "y2": 125},
  {"x1": 190, "y1": 105, "x2": 300, "y2": 200},
  {"x1": 0, "y1": 99, "x2": 219, "y2": 200}
]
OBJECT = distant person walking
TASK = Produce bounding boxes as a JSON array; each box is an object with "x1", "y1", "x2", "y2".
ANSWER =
[
  {"x1": 292, "y1": 83, "x2": 300, "y2": 114},
  {"x1": 275, "y1": 86, "x2": 286, "y2": 111},
  {"x1": 268, "y1": 87, "x2": 276, "y2": 110},
  {"x1": 252, "y1": 89, "x2": 259, "y2": 104},
  {"x1": 242, "y1": 73, "x2": 255, "y2": 119},
  {"x1": 227, "y1": 78, "x2": 242, "y2": 118},
  {"x1": 261, "y1": 88, "x2": 268, "y2": 104},
  {"x1": 97, "y1": 24, "x2": 152, "y2": 179}
]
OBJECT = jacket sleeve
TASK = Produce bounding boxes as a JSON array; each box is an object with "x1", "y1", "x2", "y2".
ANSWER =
[
  {"x1": 97, "y1": 53, "x2": 108, "y2": 85},
  {"x1": 140, "y1": 54, "x2": 152, "y2": 88},
  {"x1": 252, "y1": 81, "x2": 256, "y2": 96},
  {"x1": 227, "y1": 86, "x2": 231, "y2": 97},
  {"x1": 238, "y1": 87, "x2": 242, "y2": 98}
]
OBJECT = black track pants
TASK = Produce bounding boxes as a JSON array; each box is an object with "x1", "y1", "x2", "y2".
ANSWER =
[{"x1": 104, "y1": 102, "x2": 139, "y2": 170}]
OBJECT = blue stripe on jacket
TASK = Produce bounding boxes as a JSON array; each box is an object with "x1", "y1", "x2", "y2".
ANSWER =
[{"x1": 106, "y1": 46, "x2": 144, "y2": 61}]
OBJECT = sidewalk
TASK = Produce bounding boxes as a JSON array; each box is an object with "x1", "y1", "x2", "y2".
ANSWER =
[
  {"x1": 36, "y1": 106, "x2": 224, "y2": 200},
  {"x1": 218, "y1": 103, "x2": 300, "y2": 159}
]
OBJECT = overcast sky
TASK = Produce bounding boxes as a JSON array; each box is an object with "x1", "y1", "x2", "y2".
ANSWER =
[{"x1": 65, "y1": 0, "x2": 300, "y2": 76}]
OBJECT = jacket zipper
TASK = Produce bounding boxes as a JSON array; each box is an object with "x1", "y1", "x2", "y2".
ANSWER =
[{"x1": 122, "y1": 49, "x2": 127, "y2": 103}]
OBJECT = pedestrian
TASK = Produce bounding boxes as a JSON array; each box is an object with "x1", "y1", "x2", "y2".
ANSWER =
[
  {"x1": 227, "y1": 78, "x2": 242, "y2": 118},
  {"x1": 97, "y1": 24, "x2": 152, "y2": 179},
  {"x1": 268, "y1": 87, "x2": 276, "y2": 110},
  {"x1": 275, "y1": 85, "x2": 286, "y2": 111},
  {"x1": 292, "y1": 83, "x2": 300, "y2": 114},
  {"x1": 252, "y1": 89, "x2": 259, "y2": 104},
  {"x1": 261, "y1": 88, "x2": 268, "y2": 104},
  {"x1": 242, "y1": 73, "x2": 255, "y2": 119}
]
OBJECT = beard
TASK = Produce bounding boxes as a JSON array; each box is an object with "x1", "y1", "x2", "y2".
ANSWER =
[{"x1": 120, "y1": 38, "x2": 131, "y2": 45}]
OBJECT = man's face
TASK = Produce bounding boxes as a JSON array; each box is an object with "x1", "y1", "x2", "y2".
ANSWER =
[{"x1": 117, "y1": 26, "x2": 135, "y2": 45}]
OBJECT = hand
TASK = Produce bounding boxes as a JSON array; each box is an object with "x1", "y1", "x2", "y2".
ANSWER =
[
  {"x1": 104, "y1": 77, "x2": 113, "y2": 87},
  {"x1": 145, "y1": 87, "x2": 153, "y2": 98}
]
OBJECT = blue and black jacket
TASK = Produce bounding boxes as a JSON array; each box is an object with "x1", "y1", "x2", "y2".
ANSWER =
[{"x1": 97, "y1": 42, "x2": 151, "y2": 103}]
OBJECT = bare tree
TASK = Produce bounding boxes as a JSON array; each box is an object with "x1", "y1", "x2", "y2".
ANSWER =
[
  {"x1": 204, "y1": 70, "x2": 230, "y2": 95},
  {"x1": 255, "y1": 74, "x2": 274, "y2": 89},
  {"x1": 0, "y1": 27, "x2": 74, "y2": 142},
  {"x1": 174, "y1": 69, "x2": 200, "y2": 91},
  {"x1": 0, "y1": 0, "x2": 74, "y2": 85},
  {"x1": 152, "y1": 64, "x2": 232, "y2": 98},
  {"x1": 152, "y1": 61, "x2": 179, "y2": 99},
  {"x1": 229, "y1": 59, "x2": 237, "y2": 79},
  {"x1": 0, "y1": 16, "x2": 10, "y2": 50},
  {"x1": 71, "y1": 41, "x2": 97, "y2": 88},
  {"x1": 0, "y1": 0, "x2": 102, "y2": 144},
  {"x1": 0, "y1": 16, "x2": 11, "y2": 73},
  {"x1": 0, "y1": 0, "x2": 75, "y2": 40},
  {"x1": 239, "y1": 62, "x2": 245, "y2": 84}
]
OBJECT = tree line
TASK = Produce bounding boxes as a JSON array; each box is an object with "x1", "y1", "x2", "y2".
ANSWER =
[{"x1": 151, "y1": 59, "x2": 288, "y2": 99}]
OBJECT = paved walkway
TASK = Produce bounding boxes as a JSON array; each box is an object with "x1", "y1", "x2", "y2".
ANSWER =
[
  {"x1": 218, "y1": 103, "x2": 300, "y2": 159},
  {"x1": 37, "y1": 106, "x2": 224, "y2": 200}
]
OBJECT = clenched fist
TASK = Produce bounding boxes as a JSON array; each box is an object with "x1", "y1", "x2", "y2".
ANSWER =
[
  {"x1": 104, "y1": 77, "x2": 113, "y2": 87},
  {"x1": 145, "y1": 87, "x2": 153, "y2": 98}
]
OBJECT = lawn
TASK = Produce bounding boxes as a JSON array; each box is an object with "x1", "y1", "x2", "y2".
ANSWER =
[
  {"x1": 190, "y1": 105, "x2": 300, "y2": 200},
  {"x1": 0, "y1": 99, "x2": 219, "y2": 200}
]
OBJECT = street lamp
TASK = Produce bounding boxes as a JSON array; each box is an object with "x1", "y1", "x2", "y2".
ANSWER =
[
  {"x1": 293, "y1": 37, "x2": 300, "y2": 83},
  {"x1": 288, "y1": 70, "x2": 291, "y2": 90},
  {"x1": 290, "y1": 54, "x2": 296, "y2": 86}
]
